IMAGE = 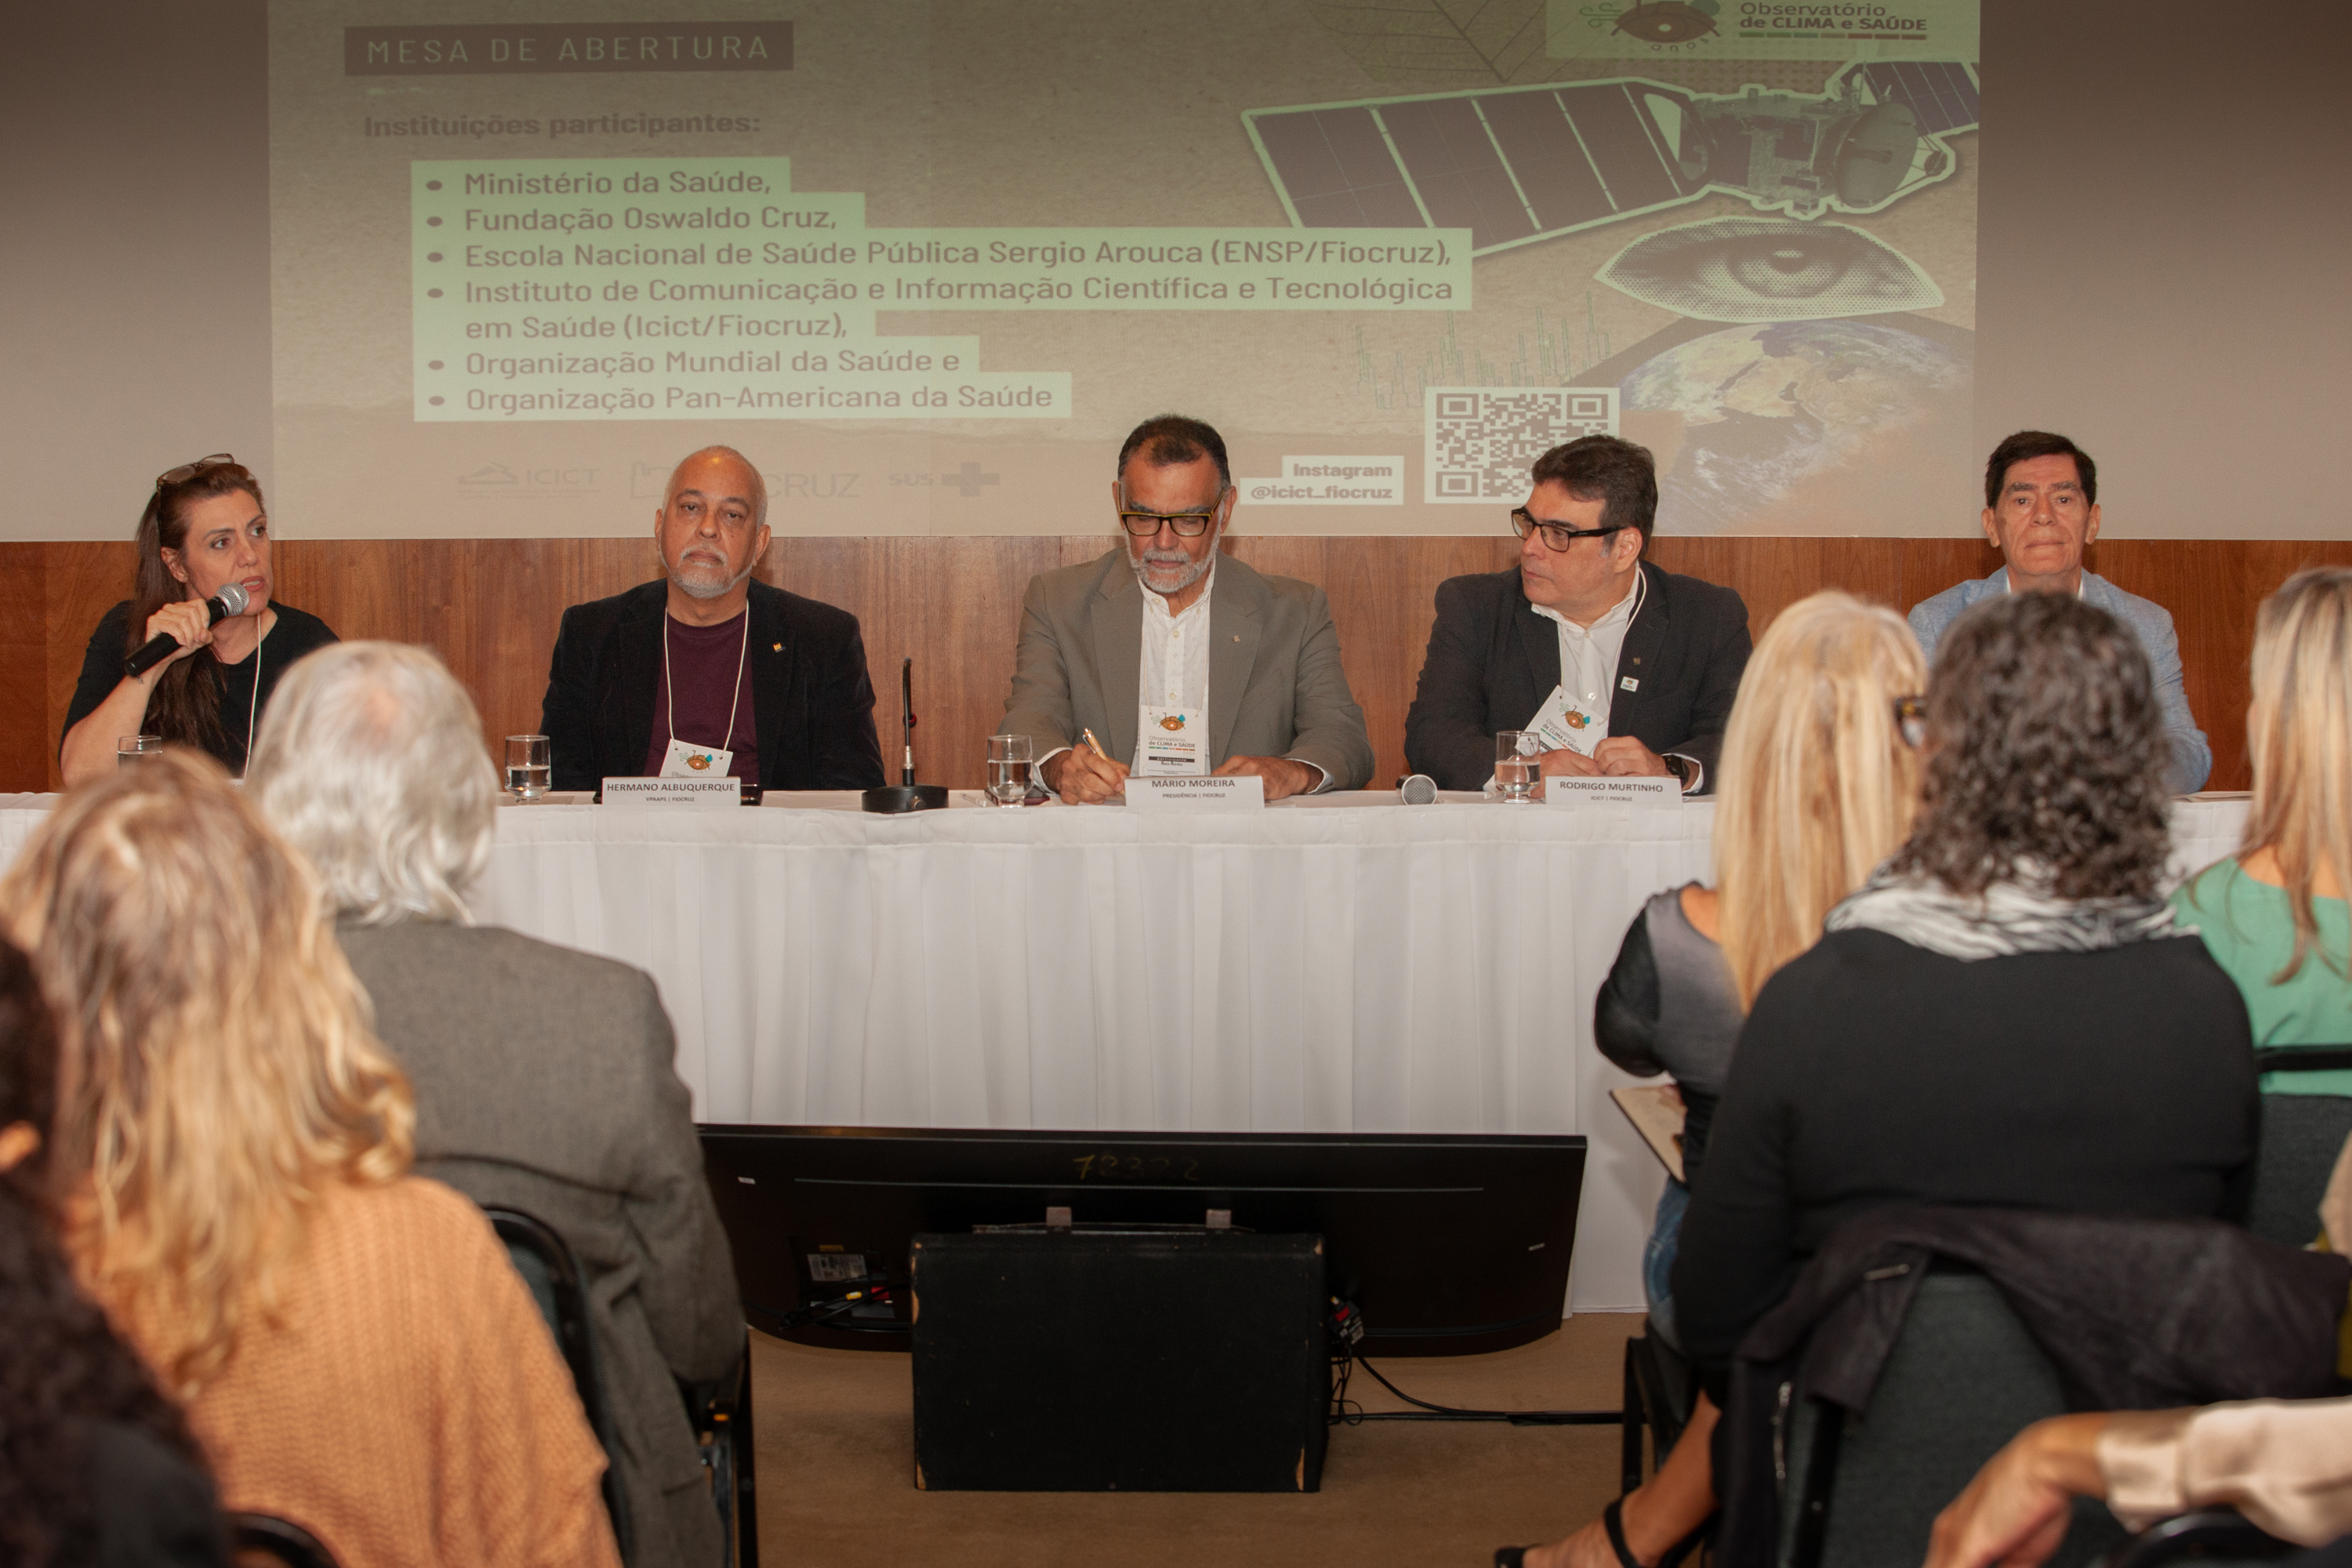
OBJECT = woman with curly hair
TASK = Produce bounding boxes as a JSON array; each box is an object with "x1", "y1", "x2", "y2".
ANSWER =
[
  {"x1": 0, "y1": 751, "x2": 621, "y2": 1568},
  {"x1": 0, "y1": 935, "x2": 227, "y2": 1567},
  {"x1": 1510, "y1": 594, "x2": 2259, "y2": 1568}
]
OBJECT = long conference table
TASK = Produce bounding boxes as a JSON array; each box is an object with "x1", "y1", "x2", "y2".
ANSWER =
[{"x1": 0, "y1": 789, "x2": 2252, "y2": 1312}]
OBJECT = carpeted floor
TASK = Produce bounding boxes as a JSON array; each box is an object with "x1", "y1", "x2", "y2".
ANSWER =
[{"x1": 746, "y1": 1312, "x2": 1640, "y2": 1567}]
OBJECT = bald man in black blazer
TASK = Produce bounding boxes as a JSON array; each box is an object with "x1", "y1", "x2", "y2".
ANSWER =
[{"x1": 1404, "y1": 437, "x2": 1750, "y2": 795}]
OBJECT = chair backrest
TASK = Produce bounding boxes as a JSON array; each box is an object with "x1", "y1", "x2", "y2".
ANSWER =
[
  {"x1": 230, "y1": 1513, "x2": 339, "y2": 1568},
  {"x1": 1777, "y1": 1272, "x2": 2129, "y2": 1568},
  {"x1": 682, "y1": 1325, "x2": 759, "y2": 1568},
  {"x1": 481, "y1": 1205, "x2": 633, "y2": 1562},
  {"x1": 2245, "y1": 1048, "x2": 2352, "y2": 1247}
]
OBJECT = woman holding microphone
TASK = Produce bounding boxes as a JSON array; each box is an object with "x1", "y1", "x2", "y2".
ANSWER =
[{"x1": 60, "y1": 456, "x2": 336, "y2": 786}]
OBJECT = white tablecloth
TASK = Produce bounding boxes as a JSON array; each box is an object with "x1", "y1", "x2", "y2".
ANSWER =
[{"x1": 0, "y1": 790, "x2": 2254, "y2": 1312}]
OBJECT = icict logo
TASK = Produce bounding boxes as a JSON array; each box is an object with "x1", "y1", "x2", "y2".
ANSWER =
[{"x1": 454, "y1": 462, "x2": 601, "y2": 493}]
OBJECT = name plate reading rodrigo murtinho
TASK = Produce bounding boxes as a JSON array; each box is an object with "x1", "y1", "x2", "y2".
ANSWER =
[
  {"x1": 601, "y1": 776, "x2": 742, "y2": 808},
  {"x1": 1123, "y1": 775, "x2": 1265, "y2": 811},
  {"x1": 1543, "y1": 775, "x2": 1679, "y2": 808}
]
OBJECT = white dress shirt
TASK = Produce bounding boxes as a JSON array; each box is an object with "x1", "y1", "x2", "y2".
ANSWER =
[
  {"x1": 1135, "y1": 561, "x2": 1216, "y2": 768},
  {"x1": 1531, "y1": 570, "x2": 1642, "y2": 754}
]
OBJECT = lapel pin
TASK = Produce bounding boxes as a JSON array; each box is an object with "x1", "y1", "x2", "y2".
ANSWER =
[
  {"x1": 1620, "y1": 676, "x2": 1640, "y2": 691},
  {"x1": 772, "y1": 642, "x2": 782, "y2": 652}
]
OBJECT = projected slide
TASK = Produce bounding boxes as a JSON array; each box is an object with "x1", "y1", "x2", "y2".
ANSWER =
[{"x1": 269, "y1": 2, "x2": 1978, "y2": 539}]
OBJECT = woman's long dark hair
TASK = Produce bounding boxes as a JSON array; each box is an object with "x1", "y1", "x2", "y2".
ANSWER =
[
  {"x1": 0, "y1": 938, "x2": 206, "y2": 1566},
  {"x1": 126, "y1": 460, "x2": 266, "y2": 757},
  {"x1": 1890, "y1": 592, "x2": 2173, "y2": 900}
]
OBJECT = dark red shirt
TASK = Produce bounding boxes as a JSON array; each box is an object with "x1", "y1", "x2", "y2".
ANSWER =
[{"x1": 641, "y1": 611, "x2": 759, "y2": 783}]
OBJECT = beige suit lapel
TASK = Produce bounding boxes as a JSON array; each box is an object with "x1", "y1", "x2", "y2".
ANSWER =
[
  {"x1": 1207, "y1": 557, "x2": 1265, "y2": 765},
  {"x1": 1090, "y1": 561, "x2": 1145, "y2": 766}
]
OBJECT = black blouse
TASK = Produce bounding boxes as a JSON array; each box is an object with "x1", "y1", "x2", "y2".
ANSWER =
[{"x1": 65, "y1": 601, "x2": 339, "y2": 775}]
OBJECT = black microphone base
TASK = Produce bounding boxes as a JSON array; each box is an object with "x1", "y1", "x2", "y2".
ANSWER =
[{"x1": 861, "y1": 784, "x2": 949, "y2": 815}]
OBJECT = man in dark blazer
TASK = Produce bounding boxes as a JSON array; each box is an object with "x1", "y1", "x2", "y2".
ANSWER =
[
  {"x1": 541, "y1": 445, "x2": 884, "y2": 793},
  {"x1": 1405, "y1": 435, "x2": 1750, "y2": 794}
]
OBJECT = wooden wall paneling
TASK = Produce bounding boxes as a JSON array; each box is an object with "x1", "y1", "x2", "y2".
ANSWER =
[
  {"x1": 40, "y1": 541, "x2": 140, "y2": 790},
  {"x1": 1897, "y1": 539, "x2": 2005, "y2": 615},
  {"x1": 2, "y1": 545, "x2": 49, "y2": 790},
  {"x1": 2094, "y1": 539, "x2": 2352, "y2": 793},
  {"x1": 768, "y1": 535, "x2": 1065, "y2": 789}
]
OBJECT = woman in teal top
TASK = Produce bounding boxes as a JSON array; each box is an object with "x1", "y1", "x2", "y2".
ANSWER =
[{"x1": 2173, "y1": 567, "x2": 2352, "y2": 1093}]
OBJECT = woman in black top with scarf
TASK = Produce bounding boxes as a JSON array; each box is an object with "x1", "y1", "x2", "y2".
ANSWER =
[
  {"x1": 59, "y1": 456, "x2": 336, "y2": 786},
  {"x1": 1505, "y1": 593, "x2": 2256, "y2": 1568}
]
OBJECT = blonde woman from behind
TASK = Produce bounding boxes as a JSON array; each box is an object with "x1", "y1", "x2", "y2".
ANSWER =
[
  {"x1": 2175, "y1": 567, "x2": 2352, "y2": 1087},
  {"x1": 0, "y1": 751, "x2": 619, "y2": 1568},
  {"x1": 1528, "y1": 591, "x2": 1926, "y2": 1568}
]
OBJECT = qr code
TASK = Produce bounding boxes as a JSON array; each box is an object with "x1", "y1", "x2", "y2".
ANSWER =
[{"x1": 1425, "y1": 387, "x2": 1619, "y2": 503}]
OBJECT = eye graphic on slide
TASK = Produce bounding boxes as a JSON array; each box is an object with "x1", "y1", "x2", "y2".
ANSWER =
[
  {"x1": 1597, "y1": 219, "x2": 1943, "y2": 324},
  {"x1": 1613, "y1": 2, "x2": 1721, "y2": 44}
]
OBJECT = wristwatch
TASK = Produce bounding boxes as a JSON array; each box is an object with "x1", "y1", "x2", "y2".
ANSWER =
[{"x1": 1661, "y1": 753, "x2": 1697, "y2": 793}]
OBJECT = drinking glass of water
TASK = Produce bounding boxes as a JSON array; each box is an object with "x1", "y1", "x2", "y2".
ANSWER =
[
  {"x1": 505, "y1": 734, "x2": 551, "y2": 800},
  {"x1": 1494, "y1": 731, "x2": 1537, "y2": 804},
  {"x1": 117, "y1": 735, "x2": 165, "y2": 769},
  {"x1": 986, "y1": 734, "x2": 1033, "y2": 806}
]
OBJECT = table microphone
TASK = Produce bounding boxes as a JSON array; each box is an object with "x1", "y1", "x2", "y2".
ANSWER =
[
  {"x1": 861, "y1": 655, "x2": 949, "y2": 813},
  {"x1": 125, "y1": 582, "x2": 249, "y2": 678},
  {"x1": 1398, "y1": 774, "x2": 1439, "y2": 805}
]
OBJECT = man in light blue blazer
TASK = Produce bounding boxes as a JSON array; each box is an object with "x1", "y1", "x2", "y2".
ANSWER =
[{"x1": 1910, "y1": 430, "x2": 2210, "y2": 793}]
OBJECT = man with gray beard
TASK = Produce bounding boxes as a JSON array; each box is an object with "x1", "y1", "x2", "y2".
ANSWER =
[
  {"x1": 1001, "y1": 415, "x2": 1374, "y2": 802},
  {"x1": 540, "y1": 445, "x2": 884, "y2": 791}
]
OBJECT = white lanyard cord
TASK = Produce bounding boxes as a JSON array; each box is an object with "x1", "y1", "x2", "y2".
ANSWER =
[
  {"x1": 243, "y1": 617, "x2": 263, "y2": 771},
  {"x1": 662, "y1": 609, "x2": 751, "y2": 752},
  {"x1": 1561, "y1": 566, "x2": 1647, "y2": 702}
]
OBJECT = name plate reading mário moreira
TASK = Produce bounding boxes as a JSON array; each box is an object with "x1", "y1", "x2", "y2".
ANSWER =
[
  {"x1": 1543, "y1": 775, "x2": 1679, "y2": 808},
  {"x1": 1123, "y1": 775, "x2": 1265, "y2": 811},
  {"x1": 601, "y1": 776, "x2": 742, "y2": 808}
]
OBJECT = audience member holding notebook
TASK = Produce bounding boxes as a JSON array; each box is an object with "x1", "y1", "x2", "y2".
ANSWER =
[
  {"x1": 1510, "y1": 593, "x2": 2259, "y2": 1568},
  {"x1": 1529, "y1": 593, "x2": 1925, "y2": 1568}
]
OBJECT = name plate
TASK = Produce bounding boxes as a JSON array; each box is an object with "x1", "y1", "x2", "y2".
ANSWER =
[
  {"x1": 601, "y1": 776, "x2": 742, "y2": 808},
  {"x1": 1123, "y1": 775, "x2": 1265, "y2": 811},
  {"x1": 1543, "y1": 775, "x2": 1679, "y2": 808}
]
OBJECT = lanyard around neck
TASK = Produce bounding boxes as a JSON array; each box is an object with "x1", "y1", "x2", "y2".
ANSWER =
[{"x1": 663, "y1": 609, "x2": 751, "y2": 750}]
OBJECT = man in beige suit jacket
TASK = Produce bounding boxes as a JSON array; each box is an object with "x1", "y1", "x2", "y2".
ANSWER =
[{"x1": 1001, "y1": 415, "x2": 1374, "y2": 802}]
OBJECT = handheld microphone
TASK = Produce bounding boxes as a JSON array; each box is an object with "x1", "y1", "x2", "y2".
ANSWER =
[
  {"x1": 125, "y1": 583, "x2": 249, "y2": 678},
  {"x1": 1398, "y1": 774, "x2": 1440, "y2": 805}
]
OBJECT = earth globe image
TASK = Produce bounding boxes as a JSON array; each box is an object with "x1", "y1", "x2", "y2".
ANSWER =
[{"x1": 1618, "y1": 319, "x2": 1971, "y2": 532}]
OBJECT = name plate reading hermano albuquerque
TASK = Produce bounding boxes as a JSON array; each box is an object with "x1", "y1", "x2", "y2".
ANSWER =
[
  {"x1": 1123, "y1": 775, "x2": 1265, "y2": 811},
  {"x1": 601, "y1": 776, "x2": 742, "y2": 808},
  {"x1": 1543, "y1": 775, "x2": 1679, "y2": 808}
]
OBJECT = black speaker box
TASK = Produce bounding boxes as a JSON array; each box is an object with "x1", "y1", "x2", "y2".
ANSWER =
[{"x1": 910, "y1": 1230, "x2": 1328, "y2": 1492}]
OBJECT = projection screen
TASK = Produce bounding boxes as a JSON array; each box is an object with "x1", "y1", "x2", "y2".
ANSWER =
[{"x1": 268, "y1": 0, "x2": 1980, "y2": 538}]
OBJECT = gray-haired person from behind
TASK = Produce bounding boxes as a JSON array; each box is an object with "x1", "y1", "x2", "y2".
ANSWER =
[{"x1": 247, "y1": 641, "x2": 742, "y2": 1568}]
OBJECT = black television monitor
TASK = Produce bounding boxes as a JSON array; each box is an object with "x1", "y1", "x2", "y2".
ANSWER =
[{"x1": 698, "y1": 1124, "x2": 1587, "y2": 1357}]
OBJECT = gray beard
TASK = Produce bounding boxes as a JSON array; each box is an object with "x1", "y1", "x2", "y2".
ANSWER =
[
  {"x1": 666, "y1": 548, "x2": 755, "y2": 601},
  {"x1": 1132, "y1": 548, "x2": 1211, "y2": 598}
]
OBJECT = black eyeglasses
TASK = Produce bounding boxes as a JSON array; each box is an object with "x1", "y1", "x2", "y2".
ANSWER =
[
  {"x1": 1120, "y1": 508, "x2": 1220, "y2": 539},
  {"x1": 1893, "y1": 695, "x2": 1929, "y2": 749},
  {"x1": 1512, "y1": 508, "x2": 1628, "y2": 552},
  {"x1": 155, "y1": 453, "x2": 238, "y2": 488}
]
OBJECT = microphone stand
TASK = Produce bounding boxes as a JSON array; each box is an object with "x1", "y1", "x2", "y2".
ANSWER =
[{"x1": 860, "y1": 656, "x2": 949, "y2": 814}]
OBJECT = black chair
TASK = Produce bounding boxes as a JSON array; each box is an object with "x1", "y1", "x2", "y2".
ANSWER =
[
  {"x1": 2244, "y1": 1047, "x2": 2352, "y2": 1247},
  {"x1": 2100, "y1": 1509, "x2": 2299, "y2": 1567},
  {"x1": 230, "y1": 1514, "x2": 339, "y2": 1568},
  {"x1": 1774, "y1": 1272, "x2": 2131, "y2": 1568},
  {"x1": 684, "y1": 1324, "x2": 760, "y2": 1568},
  {"x1": 1622, "y1": 1323, "x2": 1698, "y2": 1492},
  {"x1": 482, "y1": 1205, "x2": 633, "y2": 1563}
]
